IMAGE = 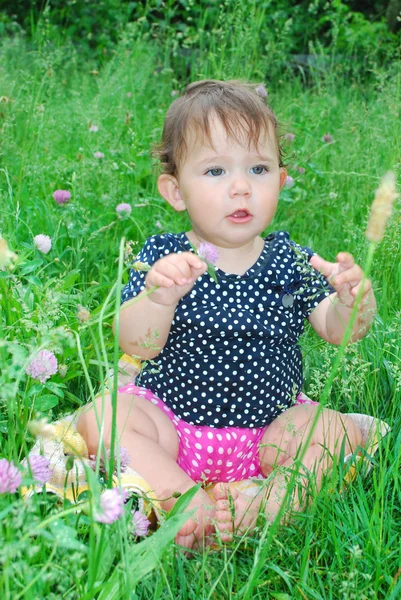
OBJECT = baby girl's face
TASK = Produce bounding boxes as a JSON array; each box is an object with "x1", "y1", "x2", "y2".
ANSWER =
[{"x1": 175, "y1": 116, "x2": 287, "y2": 248}]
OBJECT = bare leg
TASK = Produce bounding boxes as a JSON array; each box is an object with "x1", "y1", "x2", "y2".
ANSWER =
[
  {"x1": 214, "y1": 404, "x2": 363, "y2": 541},
  {"x1": 77, "y1": 393, "x2": 215, "y2": 549}
]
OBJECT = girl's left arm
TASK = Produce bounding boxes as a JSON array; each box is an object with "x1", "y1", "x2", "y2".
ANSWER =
[{"x1": 307, "y1": 252, "x2": 377, "y2": 345}]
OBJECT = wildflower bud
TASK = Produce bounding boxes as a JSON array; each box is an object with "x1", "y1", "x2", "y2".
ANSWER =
[
  {"x1": 172, "y1": 491, "x2": 182, "y2": 498},
  {"x1": 365, "y1": 171, "x2": 399, "y2": 243},
  {"x1": 0, "y1": 236, "x2": 17, "y2": 270},
  {"x1": 132, "y1": 261, "x2": 151, "y2": 272},
  {"x1": 77, "y1": 305, "x2": 91, "y2": 323},
  {"x1": 27, "y1": 418, "x2": 56, "y2": 440},
  {"x1": 58, "y1": 364, "x2": 68, "y2": 378},
  {"x1": 65, "y1": 455, "x2": 75, "y2": 472},
  {"x1": 322, "y1": 133, "x2": 333, "y2": 144}
]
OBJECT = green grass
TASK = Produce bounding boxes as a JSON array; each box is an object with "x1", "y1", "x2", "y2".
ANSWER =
[{"x1": 0, "y1": 11, "x2": 401, "y2": 600}]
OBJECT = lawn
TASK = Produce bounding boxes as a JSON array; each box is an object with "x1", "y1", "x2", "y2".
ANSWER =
[{"x1": 0, "y1": 4, "x2": 400, "y2": 598}]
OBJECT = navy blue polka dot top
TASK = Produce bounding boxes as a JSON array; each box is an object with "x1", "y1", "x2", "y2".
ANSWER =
[{"x1": 121, "y1": 231, "x2": 334, "y2": 428}]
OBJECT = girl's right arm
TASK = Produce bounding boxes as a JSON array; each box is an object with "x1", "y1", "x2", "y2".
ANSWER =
[{"x1": 115, "y1": 251, "x2": 207, "y2": 360}]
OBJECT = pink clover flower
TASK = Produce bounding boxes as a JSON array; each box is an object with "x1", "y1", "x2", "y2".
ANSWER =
[
  {"x1": 53, "y1": 190, "x2": 71, "y2": 205},
  {"x1": 0, "y1": 459, "x2": 22, "y2": 494},
  {"x1": 26, "y1": 349, "x2": 58, "y2": 384}
]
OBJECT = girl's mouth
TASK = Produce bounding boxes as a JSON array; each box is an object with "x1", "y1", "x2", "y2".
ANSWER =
[{"x1": 227, "y1": 209, "x2": 252, "y2": 223}]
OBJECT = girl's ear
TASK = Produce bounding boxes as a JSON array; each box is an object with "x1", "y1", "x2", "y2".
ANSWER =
[
  {"x1": 279, "y1": 167, "x2": 288, "y2": 190},
  {"x1": 158, "y1": 174, "x2": 186, "y2": 212}
]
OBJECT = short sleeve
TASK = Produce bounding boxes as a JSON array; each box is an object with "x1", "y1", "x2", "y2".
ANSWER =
[
  {"x1": 289, "y1": 240, "x2": 335, "y2": 318},
  {"x1": 121, "y1": 233, "x2": 184, "y2": 304},
  {"x1": 121, "y1": 235, "x2": 165, "y2": 304}
]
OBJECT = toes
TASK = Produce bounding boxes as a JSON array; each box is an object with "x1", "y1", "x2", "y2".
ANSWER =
[
  {"x1": 215, "y1": 508, "x2": 232, "y2": 522},
  {"x1": 215, "y1": 498, "x2": 231, "y2": 512},
  {"x1": 176, "y1": 533, "x2": 196, "y2": 550},
  {"x1": 178, "y1": 517, "x2": 198, "y2": 538},
  {"x1": 213, "y1": 482, "x2": 229, "y2": 502}
]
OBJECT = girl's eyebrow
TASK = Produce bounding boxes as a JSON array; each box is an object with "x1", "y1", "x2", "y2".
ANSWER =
[{"x1": 197, "y1": 153, "x2": 275, "y2": 165}]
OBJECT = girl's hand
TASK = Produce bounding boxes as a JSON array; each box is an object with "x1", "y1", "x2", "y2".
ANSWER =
[
  {"x1": 145, "y1": 252, "x2": 208, "y2": 306},
  {"x1": 310, "y1": 252, "x2": 372, "y2": 308}
]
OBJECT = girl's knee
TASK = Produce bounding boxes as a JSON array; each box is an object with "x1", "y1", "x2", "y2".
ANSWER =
[{"x1": 77, "y1": 393, "x2": 118, "y2": 453}]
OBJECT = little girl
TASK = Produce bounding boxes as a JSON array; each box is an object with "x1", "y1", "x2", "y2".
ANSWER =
[{"x1": 78, "y1": 80, "x2": 376, "y2": 549}]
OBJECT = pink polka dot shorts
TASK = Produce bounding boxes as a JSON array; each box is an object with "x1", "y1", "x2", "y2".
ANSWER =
[{"x1": 118, "y1": 383, "x2": 316, "y2": 484}]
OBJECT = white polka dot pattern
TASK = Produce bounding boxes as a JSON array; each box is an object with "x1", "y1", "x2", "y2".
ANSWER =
[{"x1": 121, "y1": 231, "x2": 333, "y2": 428}]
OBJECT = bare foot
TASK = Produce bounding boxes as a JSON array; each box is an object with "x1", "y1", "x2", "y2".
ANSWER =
[
  {"x1": 175, "y1": 488, "x2": 216, "y2": 550},
  {"x1": 213, "y1": 483, "x2": 263, "y2": 543}
]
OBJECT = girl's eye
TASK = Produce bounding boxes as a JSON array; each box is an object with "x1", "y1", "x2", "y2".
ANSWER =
[
  {"x1": 250, "y1": 165, "x2": 268, "y2": 175},
  {"x1": 206, "y1": 168, "x2": 224, "y2": 177}
]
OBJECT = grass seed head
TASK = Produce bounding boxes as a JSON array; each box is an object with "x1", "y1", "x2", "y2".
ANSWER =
[{"x1": 366, "y1": 171, "x2": 399, "y2": 243}]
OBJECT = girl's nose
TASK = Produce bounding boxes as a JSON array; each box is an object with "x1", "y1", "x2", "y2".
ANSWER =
[{"x1": 229, "y1": 174, "x2": 251, "y2": 197}]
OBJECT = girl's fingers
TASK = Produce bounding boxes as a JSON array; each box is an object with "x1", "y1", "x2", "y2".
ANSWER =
[
  {"x1": 184, "y1": 252, "x2": 207, "y2": 270},
  {"x1": 310, "y1": 254, "x2": 336, "y2": 278},
  {"x1": 334, "y1": 264, "x2": 364, "y2": 287},
  {"x1": 351, "y1": 279, "x2": 372, "y2": 298},
  {"x1": 147, "y1": 271, "x2": 174, "y2": 288},
  {"x1": 157, "y1": 258, "x2": 193, "y2": 284},
  {"x1": 336, "y1": 252, "x2": 355, "y2": 269}
]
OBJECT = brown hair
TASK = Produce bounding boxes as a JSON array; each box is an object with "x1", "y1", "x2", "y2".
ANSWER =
[{"x1": 154, "y1": 79, "x2": 283, "y2": 176}]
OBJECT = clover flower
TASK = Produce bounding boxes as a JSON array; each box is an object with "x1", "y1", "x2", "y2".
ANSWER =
[
  {"x1": 285, "y1": 175, "x2": 295, "y2": 189},
  {"x1": 197, "y1": 242, "x2": 219, "y2": 265},
  {"x1": 254, "y1": 84, "x2": 268, "y2": 99},
  {"x1": 89, "y1": 446, "x2": 131, "y2": 474},
  {"x1": 366, "y1": 171, "x2": 399, "y2": 243},
  {"x1": 132, "y1": 510, "x2": 151, "y2": 537},
  {"x1": 53, "y1": 190, "x2": 71, "y2": 205},
  {"x1": 94, "y1": 151, "x2": 105, "y2": 159},
  {"x1": 322, "y1": 133, "x2": 333, "y2": 144},
  {"x1": 284, "y1": 133, "x2": 295, "y2": 142},
  {"x1": 95, "y1": 488, "x2": 125, "y2": 524},
  {"x1": 0, "y1": 459, "x2": 22, "y2": 494},
  {"x1": 0, "y1": 236, "x2": 17, "y2": 269},
  {"x1": 116, "y1": 203, "x2": 132, "y2": 217},
  {"x1": 23, "y1": 455, "x2": 52, "y2": 484},
  {"x1": 26, "y1": 349, "x2": 58, "y2": 384},
  {"x1": 89, "y1": 124, "x2": 99, "y2": 132},
  {"x1": 109, "y1": 446, "x2": 130, "y2": 472},
  {"x1": 34, "y1": 234, "x2": 52, "y2": 254}
]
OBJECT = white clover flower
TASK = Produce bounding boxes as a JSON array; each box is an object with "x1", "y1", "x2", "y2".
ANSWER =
[{"x1": 34, "y1": 234, "x2": 52, "y2": 254}]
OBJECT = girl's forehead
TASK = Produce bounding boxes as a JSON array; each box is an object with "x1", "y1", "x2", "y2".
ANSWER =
[{"x1": 183, "y1": 117, "x2": 278, "y2": 158}]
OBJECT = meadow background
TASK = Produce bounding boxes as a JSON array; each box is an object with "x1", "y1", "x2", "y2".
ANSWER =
[{"x1": 0, "y1": 1, "x2": 401, "y2": 598}]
